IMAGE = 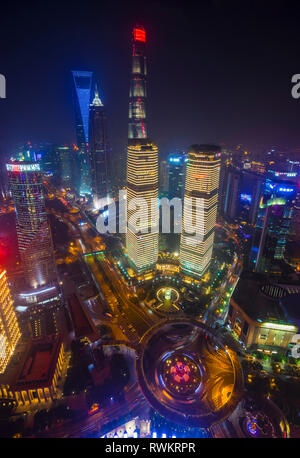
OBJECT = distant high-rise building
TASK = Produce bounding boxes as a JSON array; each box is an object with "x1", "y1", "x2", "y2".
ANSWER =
[
  {"x1": 88, "y1": 86, "x2": 109, "y2": 208},
  {"x1": 39, "y1": 143, "x2": 60, "y2": 178},
  {"x1": 239, "y1": 170, "x2": 264, "y2": 225},
  {"x1": 58, "y1": 145, "x2": 72, "y2": 184},
  {"x1": 290, "y1": 185, "x2": 300, "y2": 242},
  {"x1": 71, "y1": 70, "x2": 94, "y2": 194},
  {"x1": 180, "y1": 145, "x2": 221, "y2": 278},
  {"x1": 0, "y1": 162, "x2": 7, "y2": 200},
  {"x1": 159, "y1": 160, "x2": 169, "y2": 198},
  {"x1": 218, "y1": 148, "x2": 232, "y2": 215},
  {"x1": 251, "y1": 168, "x2": 298, "y2": 273},
  {"x1": 6, "y1": 161, "x2": 64, "y2": 337},
  {"x1": 168, "y1": 153, "x2": 186, "y2": 200},
  {"x1": 126, "y1": 27, "x2": 159, "y2": 273},
  {"x1": 223, "y1": 167, "x2": 241, "y2": 220},
  {"x1": 0, "y1": 268, "x2": 21, "y2": 374}
]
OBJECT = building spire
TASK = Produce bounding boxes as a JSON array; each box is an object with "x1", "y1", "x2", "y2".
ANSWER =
[{"x1": 92, "y1": 84, "x2": 103, "y2": 106}]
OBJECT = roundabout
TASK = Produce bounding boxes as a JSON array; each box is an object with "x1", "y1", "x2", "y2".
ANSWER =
[
  {"x1": 159, "y1": 352, "x2": 202, "y2": 396},
  {"x1": 136, "y1": 318, "x2": 244, "y2": 428}
]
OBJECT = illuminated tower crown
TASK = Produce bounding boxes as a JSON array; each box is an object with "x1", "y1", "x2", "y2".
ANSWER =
[{"x1": 128, "y1": 26, "x2": 147, "y2": 139}]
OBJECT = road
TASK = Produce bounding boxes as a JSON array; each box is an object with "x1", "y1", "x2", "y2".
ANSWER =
[
  {"x1": 85, "y1": 252, "x2": 158, "y2": 340},
  {"x1": 204, "y1": 222, "x2": 243, "y2": 327},
  {"x1": 35, "y1": 383, "x2": 148, "y2": 438}
]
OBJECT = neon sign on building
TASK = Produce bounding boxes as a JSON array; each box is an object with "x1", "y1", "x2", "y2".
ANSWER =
[{"x1": 6, "y1": 163, "x2": 40, "y2": 172}]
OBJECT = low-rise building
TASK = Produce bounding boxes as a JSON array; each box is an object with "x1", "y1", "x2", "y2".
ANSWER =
[
  {"x1": 11, "y1": 334, "x2": 64, "y2": 406},
  {"x1": 226, "y1": 272, "x2": 298, "y2": 354}
]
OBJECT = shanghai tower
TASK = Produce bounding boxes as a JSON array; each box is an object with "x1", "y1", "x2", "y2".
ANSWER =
[
  {"x1": 128, "y1": 27, "x2": 147, "y2": 139},
  {"x1": 126, "y1": 26, "x2": 159, "y2": 273}
]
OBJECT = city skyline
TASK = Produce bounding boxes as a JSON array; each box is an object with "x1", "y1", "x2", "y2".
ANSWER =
[
  {"x1": 0, "y1": 1, "x2": 300, "y2": 442},
  {"x1": 1, "y1": 1, "x2": 300, "y2": 159}
]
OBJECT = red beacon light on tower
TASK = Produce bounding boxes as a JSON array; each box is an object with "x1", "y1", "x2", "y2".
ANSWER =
[{"x1": 133, "y1": 27, "x2": 146, "y2": 43}]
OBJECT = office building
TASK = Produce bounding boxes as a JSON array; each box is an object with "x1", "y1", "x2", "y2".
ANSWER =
[
  {"x1": 227, "y1": 272, "x2": 298, "y2": 353},
  {"x1": 6, "y1": 161, "x2": 64, "y2": 337},
  {"x1": 58, "y1": 146, "x2": 72, "y2": 185},
  {"x1": 168, "y1": 153, "x2": 186, "y2": 200},
  {"x1": 126, "y1": 139, "x2": 159, "y2": 272},
  {"x1": 223, "y1": 167, "x2": 241, "y2": 220},
  {"x1": 71, "y1": 70, "x2": 94, "y2": 194},
  {"x1": 0, "y1": 268, "x2": 21, "y2": 374},
  {"x1": 88, "y1": 86, "x2": 109, "y2": 208},
  {"x1": 6, "y1": 162, "x2": 57, "y2": 289},
  {"x1": 180, "y1": 145, "x2": 221, "y2": 278},
  {"x1": 251, "y1": 168, "x2": 297, "y2": 273}
]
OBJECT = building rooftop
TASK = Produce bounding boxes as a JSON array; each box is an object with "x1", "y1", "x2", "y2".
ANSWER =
[
  {"x1": 231, "y1": 272, "x2": 287, "y2": 322},
  {"x1": 280, "y1": 293, "x2": 300, "y2": 325},
  {"x1": 67, "y1": 293, "x2": 100, "y2": 343},
  {"x1": 12, "y1": 334, "x2": 63, "y2": 391},
  {"x1": 190, "y1": 144, "x2": 221, "y2": 154}
]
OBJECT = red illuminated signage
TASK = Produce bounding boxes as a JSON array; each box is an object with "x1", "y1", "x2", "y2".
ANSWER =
[{"x1": 133, "y1": 28, "x2": 146, "y2": 42}]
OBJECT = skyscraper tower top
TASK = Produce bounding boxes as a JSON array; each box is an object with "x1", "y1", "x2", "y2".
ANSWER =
[
  {"x1": 128, "y1": 26, "x2": 147, "y2": 140},
  {"x1": 91, "y1": 84, "x2": 103, "y2": 107}
]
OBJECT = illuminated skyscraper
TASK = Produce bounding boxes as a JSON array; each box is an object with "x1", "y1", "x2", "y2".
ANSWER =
[
  {"x1": 251, "y1": 168, "x2": 297, "y2": 273},
  {"x1": 39, "y1": 142, "x2": 60, "y2": 178},
  {"x1": 6, "y1": 162, "x2": 57, "y2": 289},
  {"x1": 0, "y1": 268, "x2": 21, "y2": 374},
  {"x1": 180, "y1": 145, "x2": 221, "y2": 278},
  {"x1": 58, "y1": 146, "x2": 72, "y2": 184},
  {"x1": 71, "y1": 70, "x2": 94, "y2": 194},
  {"x1": 6, "y1": 162, "x2": 64, "y2": 337},
  {"x1": 168, "y1": 152, "x2": 187, "y2": 200},
  {"x1": 88, "y1": 86, "x2": 109, "y2": 208},
  {"x1": 126, "y1": 27, "x2": 159, "y2": 272},
  {"x1": 126, "y1": 139, "x2": 159, "y2": 272}
]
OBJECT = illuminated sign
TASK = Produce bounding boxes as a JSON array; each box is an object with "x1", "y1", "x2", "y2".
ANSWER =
[
  {"x1": 240, "y1": 193, "x2": 252, "y2": 203},
  {"x1": 260, "y1": 197, "x2": 286, "y2": 208},
  {"x1": 274, "y1": 172, "x2": 297, "y2": 177},
  {"x1": 261, "y1": 322, "x2": 297, "y2": 332},
  {"x1": 133, "y1": 28, "x2": 146, "y2": 42},
  {"x1": 6, "y1": 163, "x2": 40, "y2": 172},
  {"x1": 278, "y1": 187, "x2": 294, "y2": 192}
]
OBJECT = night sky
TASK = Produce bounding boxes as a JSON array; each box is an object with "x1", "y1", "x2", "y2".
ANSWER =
[{"x1": 1, "y1": 0, "x2": 300, "y2": 159}]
